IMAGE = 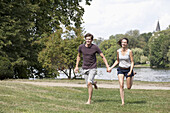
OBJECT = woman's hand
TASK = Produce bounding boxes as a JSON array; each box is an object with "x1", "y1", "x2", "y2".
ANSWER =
[{"x1": 127, "y1": 71, "x2": 132, "y2": 76}]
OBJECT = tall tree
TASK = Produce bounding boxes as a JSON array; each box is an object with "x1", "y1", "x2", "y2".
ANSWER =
[
  {"x1": 38, "y1": 27, "x2": 84, "y2": 79},
  {"x1": 0, "y1": 0, "x2": 92, "y2": 79},
  {"x1": 149, "y1": 29, "x2": 170, "y2": 68}
]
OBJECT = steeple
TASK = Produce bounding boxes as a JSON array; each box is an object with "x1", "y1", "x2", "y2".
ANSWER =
[{"x1": 156, "y1": 20, "x2": 160, "y2": 32}]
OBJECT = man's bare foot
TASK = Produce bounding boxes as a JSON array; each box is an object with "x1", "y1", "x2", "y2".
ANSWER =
[
  {"x1": 121, "y1": 102, "x2": 124, "y2": 106},
  {"x1": 94, "y1": 81, "x2": 98, "y2": 89},
  {"x1": 86, "y1": 101, "x2": 91, "y2": 104}
]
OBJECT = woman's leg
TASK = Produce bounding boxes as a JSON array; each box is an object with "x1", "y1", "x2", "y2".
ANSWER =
[
  {"x1": 118, "y1": 74, "x2": 125, "y2": 105},
  {"x1": 126, "y1": 76, "x2": 133, "y2": 89}
]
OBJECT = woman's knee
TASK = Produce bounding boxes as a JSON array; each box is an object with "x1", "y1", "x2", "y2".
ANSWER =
[
  {"x1": 120, "y1": 84, "x2": 124, "y2": 89},
  {"x1": 87, "y1": 82, "x2": 92, "y2": 86}
]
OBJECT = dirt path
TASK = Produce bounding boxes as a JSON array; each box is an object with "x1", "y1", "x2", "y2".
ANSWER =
[{"x1": 12, "y1": 81, "x2": 170, "y2": 90}]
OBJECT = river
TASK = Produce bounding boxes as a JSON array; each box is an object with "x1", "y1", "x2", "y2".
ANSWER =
[{"x1": 58, "y1": 67, "x2": 170, "y2": 82}]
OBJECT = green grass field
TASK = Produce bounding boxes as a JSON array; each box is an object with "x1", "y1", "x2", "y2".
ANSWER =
[{"x1": 0, "y1": 80, "x2": 170, "y2": 113}]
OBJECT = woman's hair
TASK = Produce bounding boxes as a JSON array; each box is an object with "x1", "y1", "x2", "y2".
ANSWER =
[
  {"x1": 117, "y1": 38, "x2": 129, "y2": 47},
  {"x1": 84, "y1": 33, "x2": 94, "y2": 40}
]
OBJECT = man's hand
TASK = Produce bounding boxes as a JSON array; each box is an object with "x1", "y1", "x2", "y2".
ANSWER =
[
  {"x1": 74, "y1": 67, "x2": 79, "y2": 73},
  {"x1": 107, "y1": 67, "x2": 112, "y2": 73}
]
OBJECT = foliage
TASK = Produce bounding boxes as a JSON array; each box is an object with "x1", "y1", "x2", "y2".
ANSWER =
[
  {"x1": 38, "y1": 27, "x2": 84, "y2": 79},
  {"x1": 0, "y1": 56, "x2": 13, "y2": 80},
  {"x1": 93, "y1": 37, "x2": 104, "y2": 46},
  {"x1": 0, "y1": 0, "x2": 91, "y2": 79},
  {"x1": 149, "y1": 29, "x2": 170, "y2": 68},
  {"x1": 140, "y1": 55, "x2": 149, "y2": 64},
  {"x1": 132, "y1": 48, "x2": 148, "y2": 64},
  {"x1": 99, "y1": 39, "x2": 118, "y2": 66}
]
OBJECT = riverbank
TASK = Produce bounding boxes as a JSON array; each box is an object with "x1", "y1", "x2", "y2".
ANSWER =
[{"x1": 134, "y1": 64, "x2": 150, "y2": 68}]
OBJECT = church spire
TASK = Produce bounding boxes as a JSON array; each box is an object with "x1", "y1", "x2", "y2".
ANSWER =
[{"x1": 156, "y1": 20, "x2": 160, "y2": 32}]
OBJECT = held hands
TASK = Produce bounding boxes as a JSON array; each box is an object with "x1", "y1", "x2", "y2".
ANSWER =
[
  {"x1": 107, "y1": 67, "x2": 112, "y2": 73},
  {"x1": 74, "y1": 67, "x2": 79, "y2": 73}
]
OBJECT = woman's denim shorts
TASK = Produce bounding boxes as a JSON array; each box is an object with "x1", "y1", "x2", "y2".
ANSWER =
[{"x1": 117, "y1": 67, "x2": 134, "y2": 77}]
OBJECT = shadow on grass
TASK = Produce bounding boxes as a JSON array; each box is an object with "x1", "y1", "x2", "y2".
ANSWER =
[
  {"x1": 94, "y1": 99, "x2": 120, "y2": 103},
  {"x1": 127, "y1": 100, "x2": 146, "y2": 104}
]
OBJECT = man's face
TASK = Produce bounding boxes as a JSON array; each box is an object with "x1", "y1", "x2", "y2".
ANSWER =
[{"x1": 85, "y1": 36, "x2": 93, "y2": 45}]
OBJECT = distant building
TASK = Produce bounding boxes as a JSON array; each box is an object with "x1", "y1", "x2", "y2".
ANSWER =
[
  {"x1": 152, "y1": 20, "x2": 161, "y2": 36},
  {"x1": 156, "y1": 20, "x2": 161, "y2": 32}
]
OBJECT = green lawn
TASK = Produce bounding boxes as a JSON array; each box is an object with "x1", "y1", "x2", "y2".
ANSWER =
[{"x1": 0, "y1": 80, "x2": 169, "y2": 113}]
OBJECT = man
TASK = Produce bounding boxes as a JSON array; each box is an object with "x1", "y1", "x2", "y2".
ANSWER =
[{"x1": 74, "y1": 33, "x2": 109, "y2": 104}]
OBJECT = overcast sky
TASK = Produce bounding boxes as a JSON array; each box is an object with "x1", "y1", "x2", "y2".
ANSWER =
[{"x1": 80, "y1": 0, "x2": 170, "y2": 39}]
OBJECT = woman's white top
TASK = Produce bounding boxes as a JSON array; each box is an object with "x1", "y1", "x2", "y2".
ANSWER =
[{"x1": 118, "y1": 48, "x2": 131, "y2": 68}]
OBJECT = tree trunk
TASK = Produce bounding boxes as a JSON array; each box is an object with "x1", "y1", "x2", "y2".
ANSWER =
[{"x1": 68, "y1": 67, "x2": 71, "y2": 79}]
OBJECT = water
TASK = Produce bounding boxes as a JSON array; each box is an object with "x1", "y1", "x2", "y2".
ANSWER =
[{"x1": 58, "y1": 67, "x2": 170, "y2": 82}]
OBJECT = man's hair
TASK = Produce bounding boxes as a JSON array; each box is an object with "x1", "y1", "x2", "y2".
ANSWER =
[
  {"x1": 84, "y1": 33, "x2": 94, "y2": 40},
  {"x1": 117, "y1": 38, "x2": 129, "y2": 47}
]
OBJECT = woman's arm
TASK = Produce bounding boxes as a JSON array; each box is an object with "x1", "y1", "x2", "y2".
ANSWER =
[
  {"x1": 110, "y1": 50, "x2": 119, "y2": 70},
  {"x1": 128, "y1": 50, "x2": 134, "y2": 75}
]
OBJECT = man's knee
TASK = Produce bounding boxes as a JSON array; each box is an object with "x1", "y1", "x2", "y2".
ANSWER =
[{"x1": 127, "y1": 86, "x2": 131, "y2": 89}]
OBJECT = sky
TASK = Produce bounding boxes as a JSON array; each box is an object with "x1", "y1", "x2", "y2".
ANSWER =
[{"x1": 80, "y1": 0, "x2": 170, "y2": 39}]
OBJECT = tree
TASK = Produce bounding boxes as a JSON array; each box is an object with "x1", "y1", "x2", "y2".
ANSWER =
[
  {"x1": 132, "y1": 48, "x2": 148, "y2": 64},
  {"x1": 99, "y1": 39, "x2": 118, "y2": 66},
  {"x1": 0, "y1": 56, "x2": 13, "y2": 80},
  {"x1": 0, "y1": 0, "x2": 92, "y2": 79},
  {"x1": 149, "y1": 29, "x2": 170, "y2": 68},
  {"x1": 38, "y1": 27, "x2": 84, "y2": 79}
]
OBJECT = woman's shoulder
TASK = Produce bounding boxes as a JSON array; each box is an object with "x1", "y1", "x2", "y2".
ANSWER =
[
  {"x1": 127, "y1": 49, "x2": 133, "y2": 54},
  {"x1": 117, "y1": 48, "x2": 121, "y2": 52},
  {"x1": 128, "y1": 49, "x2": 132, "y2": 52}
]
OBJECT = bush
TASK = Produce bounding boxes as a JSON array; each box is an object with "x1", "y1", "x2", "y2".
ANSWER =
[
  {"x1": 140, "y1": 55, "x2": 149, "y2": 64},
  {"x1": 0, "y1": 56, "x2": 13, "y2": 80}
]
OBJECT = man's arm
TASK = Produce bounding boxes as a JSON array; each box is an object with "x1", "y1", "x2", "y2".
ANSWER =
[
  {"x1": 74, "y1": 52, "x2": 81, "y2": 73},
  {"x1": 100, "y1": 53, "x2": 109, "y2": 69}
]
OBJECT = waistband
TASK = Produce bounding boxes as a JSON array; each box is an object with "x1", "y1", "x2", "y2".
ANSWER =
[{"x1": 119, "y1": 67, "x2": 130, "y2": 69}]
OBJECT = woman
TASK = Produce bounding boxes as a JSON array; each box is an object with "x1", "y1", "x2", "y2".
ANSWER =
[{"x1": 108, "y1": 38, "x2": 135, "y2": 105}]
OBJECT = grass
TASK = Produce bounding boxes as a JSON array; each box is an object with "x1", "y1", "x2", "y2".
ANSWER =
[{"x1": 0, "y1": 80, "x2": 170, "y2": 113}]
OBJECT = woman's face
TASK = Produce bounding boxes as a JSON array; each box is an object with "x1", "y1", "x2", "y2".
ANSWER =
[
  {"x1": 85, "y1": 36, "x2": 92, "y2": 45},
  {"x1": 121, "y1": 39, "x2": 128, "y2": 48}
]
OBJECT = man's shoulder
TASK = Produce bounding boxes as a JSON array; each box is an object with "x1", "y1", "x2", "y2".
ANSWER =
[
  {"x1": 79, "y1": 44, "x2": 84, "y2": 47},
  {"x1": 79, "y1": 44, "x2": 85, "y2": 48},
  {"x1": 92, "y1": 44, "x2": 99, "y2": 48}
]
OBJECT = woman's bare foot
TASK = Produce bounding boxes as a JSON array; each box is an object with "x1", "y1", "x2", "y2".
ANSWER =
[
  {"x1": 121, "y1": 102, "x2": 124, "y2": 106},
  {"x1": 93, "y1": 81, "x2": 98, "y2": 89}
]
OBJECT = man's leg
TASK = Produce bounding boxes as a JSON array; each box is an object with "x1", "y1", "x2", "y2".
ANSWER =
[
  {"x1": 86, "y1": 69, "x2": 97, "y2": 104},
  {"x1": 86, "y1": 82, "x2": 93, "y2": 104},
  {"x1": 93, "y1": 81, "x2": 98, "y2": 89}
]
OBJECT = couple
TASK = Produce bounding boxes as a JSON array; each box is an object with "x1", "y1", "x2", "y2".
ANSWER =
[{"x1": 74, "y1": 33, "x2": 135, "y2": 105}]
